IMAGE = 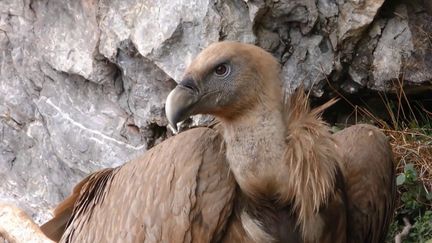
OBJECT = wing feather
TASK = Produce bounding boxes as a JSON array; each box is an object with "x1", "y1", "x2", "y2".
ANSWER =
[
  {"x1": 40, "y1": 169, "x2": 114, "y2": 242},
  {"x1": 333, "y1": 124, "x2": 396, "y2": 243},
  {"x1": 41, "y1": 127, "x2": 236, "y2": 243}
]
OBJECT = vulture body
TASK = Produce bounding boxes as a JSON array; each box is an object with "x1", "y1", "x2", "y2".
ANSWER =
[{"x1": 41, "y1": 42, "x2": 395, "y2": 243}]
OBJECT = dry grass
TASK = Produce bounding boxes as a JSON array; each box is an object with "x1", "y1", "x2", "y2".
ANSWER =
[
  {"x1": 324, "y1": 80, "x2": 432, "y2": 241},
  {"x1": 385, "y1": 128, "x2": 432, "y2": 196},
  {"x1": 323, "y1": 76, "x2": 432, "y2": 207},
  {"x1": 372, "y1": 78, "x2": 432, "y2": 198}
]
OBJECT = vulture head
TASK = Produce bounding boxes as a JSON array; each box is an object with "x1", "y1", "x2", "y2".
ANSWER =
[{"x1": 166, "y1": 41, "x2": 282, "y2": 130}]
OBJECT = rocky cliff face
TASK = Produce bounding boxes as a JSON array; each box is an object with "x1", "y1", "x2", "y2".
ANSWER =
[{"x1": 0, "y1": 0, "x2": 431, "y2": 223}]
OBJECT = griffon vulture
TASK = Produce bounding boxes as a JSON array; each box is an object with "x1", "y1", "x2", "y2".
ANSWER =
[{"x1": 40, "y1": 42, "x2": 396, "y2": 243}]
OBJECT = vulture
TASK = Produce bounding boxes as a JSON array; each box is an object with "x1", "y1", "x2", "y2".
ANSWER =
[{"x1": 40, "y1": 41, "x2": 396, "y2": 243}]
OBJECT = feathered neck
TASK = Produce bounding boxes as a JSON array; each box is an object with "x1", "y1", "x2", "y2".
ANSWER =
[
  {"x1": 221, "y1": 88, "x2": 341, "y2": 241},
  {"x1": 280, "y1": 89, "x2": 341, "y2": 238}
]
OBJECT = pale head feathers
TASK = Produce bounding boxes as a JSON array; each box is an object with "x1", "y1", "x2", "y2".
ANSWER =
[{"x1": 185, "y1": 41, "x2": 283, "y2": 121}]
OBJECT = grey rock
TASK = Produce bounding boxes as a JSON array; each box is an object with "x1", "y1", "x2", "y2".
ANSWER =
[
  {"x1": 271, "y1": 0, "x2": 318, "y2": 34},
  {"x1": 34, "y1": 1, "x2": 98, "y2": 81},
  {"x1": 403, "y1": 3, "x2": 432, "y2": 84},
  {"x1": 348, "y1": 2, "x2": 432, "y2": 91},
  {"x1": 132, "y1": 0, "x2": 219, "y2": 81},
  {"x1": 98, "y1": 0, "x2": 140, "y2": 61},
  {"x1": 281, "y1": 29, "x2": 334, "y2": 96},
  {"x1": 372, "y1": 5, "x2": 414, "y2": 89},
  {"x1": 318, "y1": 0, "x2": 339, "y2": 18},
  {"x1": 338, "y1": 0, "x2": 385, "y2": 43},
  {"x1": 348, "y1": 18, "x2": 386, "y2": 86},
  {"x1": 131, "y1": 0, "x2": 254, "y2": 81}
]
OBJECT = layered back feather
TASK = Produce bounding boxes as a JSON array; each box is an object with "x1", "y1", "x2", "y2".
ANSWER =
[
  {"x1": 61, "y1": 168, "x2": 118, "y2": 242},
  {"x1": 41, "y1": 128, "x2": 236, "y2": 243},
  {"x1": 40, "y1": 168, "x2": 115, "y2": 242}
]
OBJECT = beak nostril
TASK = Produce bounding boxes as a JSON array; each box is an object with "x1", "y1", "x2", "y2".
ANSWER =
[
  {"x1": 179, "y1": 78, "x2": 198, "y2": 93},
  {"x1": 181, "y1": 84, "x2": 195, "y2": 92}
]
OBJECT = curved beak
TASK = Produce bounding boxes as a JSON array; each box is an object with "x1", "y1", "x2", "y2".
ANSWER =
[{"x1": 165, "y1": 79, "x2": 200, "y2": 132}]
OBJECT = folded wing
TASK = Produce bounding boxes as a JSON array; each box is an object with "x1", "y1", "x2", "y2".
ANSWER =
[
  {"x1": 334, "y1": 124, "x2": 396, "y2": 243},
  {"x1": 41, "y1": 127, "x2": 236, "y2": 243}
]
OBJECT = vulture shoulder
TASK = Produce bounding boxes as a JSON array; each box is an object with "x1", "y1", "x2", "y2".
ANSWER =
[
  {"x1": 40, "y1": 170, "x2": 100, "y2": 241},
  {"x1": 41, "y1": 127, "x2": 237, "y2": 243},
  {"x1": 333, "y1": 124, "x2": 396, "y2": 243}
]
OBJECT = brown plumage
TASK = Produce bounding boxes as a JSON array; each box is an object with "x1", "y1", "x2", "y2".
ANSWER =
[
  {"x1": 41, "y1": 41, "x2": 395, "y2": 242},
  {"x1": 41, "y1": 128, "x2": 237, "y2": 242}
]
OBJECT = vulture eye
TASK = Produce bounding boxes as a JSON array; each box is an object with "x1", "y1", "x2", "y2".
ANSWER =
[{"x1": 214, "y1": 64, "x2": 230, "y2": 77}]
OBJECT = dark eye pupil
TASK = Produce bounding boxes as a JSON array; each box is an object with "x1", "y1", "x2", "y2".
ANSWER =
[{"x1": 215, "y1": 65, "x2": 227, "y2": 76}]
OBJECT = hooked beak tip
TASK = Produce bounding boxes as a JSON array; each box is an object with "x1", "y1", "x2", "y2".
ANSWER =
[
  {"x1": 165, "y1": 76, "x2": 202, "y2": 133},
  {"x1": 165, "y1": 91, "x2": 178, "y2": 132},
  {"x1": 169, "y1": 122, "x2": 178, "y2": 134}
]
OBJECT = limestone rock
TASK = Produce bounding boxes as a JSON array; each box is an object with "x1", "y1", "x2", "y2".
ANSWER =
[
  {"x1": 349, "y1": 2, "x2": 432, "y2": 90},
  {"x1": 338, "y1": 0, "x2": 385, "y2": 44}
]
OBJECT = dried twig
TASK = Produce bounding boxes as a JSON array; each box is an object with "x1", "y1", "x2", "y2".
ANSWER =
[{"x1": 395, "y1": 217, "x2": 412, "y2": 243}]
